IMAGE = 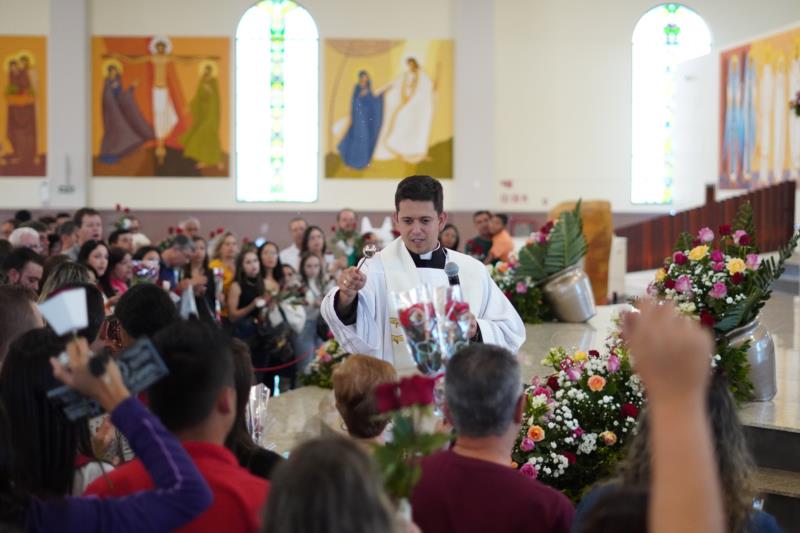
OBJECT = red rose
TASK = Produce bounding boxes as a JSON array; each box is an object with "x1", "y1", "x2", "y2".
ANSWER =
[
  {"x1": 209, "y1": 231, "x2": 215, "y2": 238},
  {"x1": 445, "y1": 301, "x2": 470, "y2": 320},
  {"x1": 700, "y1": 309, "x2": 715, "y2": 328},
  {"x1": 664, "y1": 278, "x2": 676, "y2": 289},
  {"x1": 124, "y1": 208, "x2": 130, "y2": 214},
  {"x1": 731, "y1": 272, "x2": 744, "y2": 285},
  {"x1": 621, "y1": 403, "x2": 639, "y2": 418},
  {"x1": 691, "y1": 238, "x2": 701, "y2": 246},
  {"x1": 541, "y1": 221, "x2": 554, "y2": 235},
  {"x1": 719, "y1": 224, "x2": 732, "y2": 236},
  {"x1": 739, "y1": 234, "x2": 751, "y2": 246},
  {"x1": 588, "y1": 349, "x2": 599, "y2": 358},
  {"x1": 331, "y1": 225, "x2": 337, "y2": 232},
  {"x1": 411, "y1": 375, "x2": 436, "y2": 406},
  {"x1": 546, "y1": 375, "x2": 560, "y2": 392},
  {"x1": 673, "y1": 252, "x2": 687, "y2": 265},
  {"x1": 217, "y1": 227, "x2": 225, "y2": 234},
  {"x1": 561, "y1": 451, "x2": 577, "y2": 464},
  {"x1": 398, "y1": 376, "x2": 434, "y2": 407},
  {"x1": 374, "y1": 383, "x2": 400, "y2": 413},
  {"x1": 399, "y1": 303, "x2": 429, "y2": 329},
  {"x1": 175, "y1": 227, "x2": 184, "y2": 234}
]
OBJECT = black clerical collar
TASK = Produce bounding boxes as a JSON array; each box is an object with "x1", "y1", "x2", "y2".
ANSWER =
[{"x1": 408, "y1": 243, "x2": 446, "y2": 269}]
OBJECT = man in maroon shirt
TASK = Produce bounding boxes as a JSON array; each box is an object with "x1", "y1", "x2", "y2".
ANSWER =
[
  {"x1": 85, "y1": 321, "x2": 269, "y2": 532},
  {"x1": 411, "y1": 344, "x2": 574, "y2": 533}
]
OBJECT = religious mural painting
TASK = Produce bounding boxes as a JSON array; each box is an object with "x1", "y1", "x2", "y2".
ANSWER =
[
  {"x1": 719, "y1": 25, "x2": 800, "y2": 189},
  {"x1": 325, "y1": 39, "x2": 453, "y2": 179},
  {"x1": 92, "y1": 36, "x2": 230, "y2": 177},
  {"x1": 0, "y1": 36, "x2": 46, "y2": 177}
]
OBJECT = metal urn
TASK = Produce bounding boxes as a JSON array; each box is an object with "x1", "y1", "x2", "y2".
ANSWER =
[
  {"x1": 724, "y1": 317, "x2": 777, "y2": 402},
  {"x1": 540, "y1": 265, "x2": 596, "y2": 323}
]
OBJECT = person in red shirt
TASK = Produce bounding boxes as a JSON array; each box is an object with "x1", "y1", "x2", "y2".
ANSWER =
[
  {"x1": 411, "y1": 343, "x2": 574, "y2": 533},
  {"x1": 85, "y1": 320, "x2": 269, "y2": 532}
]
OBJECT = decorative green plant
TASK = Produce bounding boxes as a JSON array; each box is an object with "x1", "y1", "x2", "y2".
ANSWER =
[{"x1": 517, "y1": 201, "x2": 588, "y2": 282}]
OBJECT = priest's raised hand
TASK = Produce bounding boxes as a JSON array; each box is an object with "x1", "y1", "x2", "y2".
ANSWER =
[{"x1": 336, "y1": 267, "x2": 367, "y2": 310}]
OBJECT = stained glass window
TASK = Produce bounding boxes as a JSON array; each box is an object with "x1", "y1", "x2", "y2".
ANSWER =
[
  {"x1": 236, "y1": 0, "x2": 318, "y2": 202},
  {"x1": 631, "y1": 3, "x2": 712, "y2": 204}
]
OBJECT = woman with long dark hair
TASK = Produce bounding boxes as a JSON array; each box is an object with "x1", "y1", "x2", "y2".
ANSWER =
[
  {"x1": 258, "y1": 240, "x2": 285, "y2": 294},
  {"x1": 574, "y1": 372, "x2": 780, "y2": 533},
  {"x1": 183, "y1": 235, "x2": 217, "y2": 324},
  {"x1": 77, "y1": 240, "x2": 110, "y2": 282},
  {"x1": 98, "y1": 246, "x2": 132, "y2": 303},
  {"x1": 0, "y1": 332, "x2": 212, "y2": 532}
]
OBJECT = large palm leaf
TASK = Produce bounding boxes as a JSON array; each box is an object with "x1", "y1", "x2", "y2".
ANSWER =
[{"x1": 544, "y1": 201, "x2": 587, "y2": 276}]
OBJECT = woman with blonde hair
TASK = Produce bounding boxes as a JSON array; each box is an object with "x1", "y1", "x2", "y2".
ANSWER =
[
  {"x1": 208, "y1": 231, "x2": 238, "y2": 320},
  {"x1": 332, "y1": 354, "x2": 397, "y2": 443}
]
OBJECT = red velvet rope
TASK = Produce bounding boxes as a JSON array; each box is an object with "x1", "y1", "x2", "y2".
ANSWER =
[{"x1": 251, "y1": 349, "x2": 314, "y2": 373}]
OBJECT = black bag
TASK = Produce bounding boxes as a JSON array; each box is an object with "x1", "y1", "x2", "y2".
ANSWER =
[{"x1": 254, "y1": 307, "x2": 295, "y2": 366}]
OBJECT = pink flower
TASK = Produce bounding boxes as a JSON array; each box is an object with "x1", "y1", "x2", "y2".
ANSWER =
[
  {"x1": 532, "y1": 386, "x2": 552, "y2": 399},
  {"x1": 520, "y1": 463, "x2": 538, "y2": 478},
  {"x1": 675, "y1": 275, "x2": 692, "y2": 294},
  {"x1": 733, "y1": 230, "x2": 749, "y2": 245},
  {"x1": 607, "y1": 354, "x2": 620, "y2": 373},
  {"x1": 698, "y1": 227, "x2": 714, "y2": 243},
  {"x1": 320, "y1": 353, "x2": 333, "y2": 363},
  {"x1": 672, "y1": 252, "x2": 688, "y2": 265},
  {"x1": 573, "y1": 427, "x2": 584, "y2": 438},
  {"x1": 515, "y1": 282, "x2": 528, "y2": 294},
  {"x1": 712, "y1": 262, "x2": 725, "y2": 272},
  {"x1": 746, "y1": 254, "x2": 760, "y2": 270},
  {"x1": 709, "y1": 282, "x2": 727, "y2": 299},
  {"x1": 520, "y1": 437, "x2": 535, "y2": 452},
  {"x1": 710, "y1": 249, "x2": 724, "y2": 262}
]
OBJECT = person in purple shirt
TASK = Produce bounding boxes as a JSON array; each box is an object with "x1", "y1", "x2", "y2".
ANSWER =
[
  {"x1": 0, "y1": 334, "x2": 212, "y2": 532},
  {"x1": 411, "y1": 343, "x2": 574, "y2": 533}
]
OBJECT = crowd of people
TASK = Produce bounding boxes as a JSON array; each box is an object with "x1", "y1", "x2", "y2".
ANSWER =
[{"x1": 0, "y1": 188, "x2": 779, "y2": 532}]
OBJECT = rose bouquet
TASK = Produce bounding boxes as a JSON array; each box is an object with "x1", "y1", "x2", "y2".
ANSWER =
[
  {"x1": 648, "y1": 202, "x2": 800, "y2": 400},
  {"x1": 372, "y1": 376, "x2": 451, "y2": 500},
  {"x1": 131, "y1": 259, "x2": 159, "y2": 286},
  {"x1": 393, "y1": 287, "x2": 444, "y2": 375},
  {"x1": 512, "y1": 320, "x2": 644, "y2": 501},
  {"x1": 488, "y1": 258, "x2": 550, "y2": 324},
  {"x1": 431, "y1": 285, "x2": 471, "y2": 360},
  {"x1": 299, "y1": 339, "x2": 350, "y2": 389},
  {"x1": 113, "y1": 204, "x2": 134, "y2": 231}
]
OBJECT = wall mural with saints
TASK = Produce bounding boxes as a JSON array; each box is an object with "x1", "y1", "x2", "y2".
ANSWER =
[
  {"x1": 325, "y1": 39, "x2": 453, "y2": 179},
  {"x1": 719, "y1": 24, "x2": 800, "y2": 189},
  {"x1": 0, "y1": 35, "x2": 46, "y2": 177},
  {"x1": 91, "y1": 36, "x2": 230, "y2": 178}
]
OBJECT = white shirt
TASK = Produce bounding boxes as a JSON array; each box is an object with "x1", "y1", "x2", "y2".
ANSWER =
[{"x1": 280, "y1": 243, "x2": 301, "y2": 271}]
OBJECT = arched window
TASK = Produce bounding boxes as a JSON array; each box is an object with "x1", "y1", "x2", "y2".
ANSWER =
[
  {"x1": 631, "y1": 3, "x2": 712, "y2": 204},
  {"x1": 236, "y1": 0, "x2": 318, "y2": 202}
]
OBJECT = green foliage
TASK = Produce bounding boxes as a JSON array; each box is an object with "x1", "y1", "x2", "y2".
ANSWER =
[
  {"x1": 517, "y1": 200, "x2": 588, "y2": 282},
  {"x1": 509, "y1": 287, "x2": 552, "y2": 324},
  {"x1": 716, "y1": 339, "x2": 753, "y2": 404},
  {"x1": 674, "y1": 232, "x2": 694, "y2": 252},
  {"x1": 372, "y1": 408, "x2": 451, "y2": 500},
  {"x1": 732, "y1": 202, "x2": 756, "y2": 248},
  {"x1": 545, "y1": 201, "x2": 588, "y2": 275}
]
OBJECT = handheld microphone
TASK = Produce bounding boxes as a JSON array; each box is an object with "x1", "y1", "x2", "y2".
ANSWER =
[{"x1": 445, "y1": 262, "x2": 460, "y2": 287}]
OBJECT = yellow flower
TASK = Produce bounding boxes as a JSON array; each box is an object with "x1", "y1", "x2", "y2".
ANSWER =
[
  {"x1": 600, "y1": 430, "x2": 618, "y2": 446},
  {"x1": 688, "y1": 245, "x2": 709, "y2": 261},
  {"x1": 655, "y1": 268, "x2": 666, "y2": 282},
  {"x1": 587, "y1": 375, "x2": 607, "y2": 392},
  {"x1": 511, "y1": 461, "x2": 519, "y2": 469},
  {"x1": 527, "y1": 425, "x2": 545, "y2": 442},
  {"x1": 727, "y1": 257, "x2": 746, "y2": 274},
  {"x1": 572, "y1": 351, "x2": 588, "y2": 362}
]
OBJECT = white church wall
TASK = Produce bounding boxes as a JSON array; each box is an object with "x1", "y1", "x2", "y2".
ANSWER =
[{"x1": 494, "y1": 0, "x2": 800, "y2": 215}]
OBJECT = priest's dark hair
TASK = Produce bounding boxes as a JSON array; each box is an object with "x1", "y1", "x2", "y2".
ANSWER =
[
  {"x1": 114, "y1": 283, "x2": 178, "y2": 339},
  {"x1": 395, "y1": 175, "x2": 444, "y2": 214},
  {"x1": 150, "y1": 320, "x2": 235, "y2": 433}
]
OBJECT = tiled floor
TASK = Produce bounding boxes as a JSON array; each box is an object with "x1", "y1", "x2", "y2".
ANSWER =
[{"x1": 517, "y1": 293, "x2": 800, "y2": 434}]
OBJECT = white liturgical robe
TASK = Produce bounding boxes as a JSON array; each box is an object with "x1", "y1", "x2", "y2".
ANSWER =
[{"x1": 321, "y1": 237, "x2": 526, "y2": 374}]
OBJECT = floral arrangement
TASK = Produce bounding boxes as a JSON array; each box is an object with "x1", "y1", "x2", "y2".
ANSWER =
[
  {"x1": 791, "y1": 90, "x2": 800, "y2": 117},
  {"x1": 648, "y1": 203, "x2": 800, "y2": 401},
  {"x1": 372, "y1": 375, "x2": 451, "y2": 500},
  {"x1": 299, "y1": 339, "x2": 350, "y2": 389},
  {"x1": 114, "y1": 204, "x2": 134, "y2": 231},
  {"x1": 516, "y1": 201, "x2": 588, "y2": 283},
  {"x1": 488, "y1": 257, "x2": 551, "y2": 324},
  {"x1": 512, "y1": 319, "x2": 644, "y2": 501}
]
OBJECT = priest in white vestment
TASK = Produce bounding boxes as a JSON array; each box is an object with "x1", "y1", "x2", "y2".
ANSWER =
[{"x1": 321, "y1": 176, "x2": 525, "y2": 374}]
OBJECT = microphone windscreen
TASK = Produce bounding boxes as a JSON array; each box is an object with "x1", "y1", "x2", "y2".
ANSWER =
[{"x1": 444, "y1": 262, "x2": 459, "y2": 277}]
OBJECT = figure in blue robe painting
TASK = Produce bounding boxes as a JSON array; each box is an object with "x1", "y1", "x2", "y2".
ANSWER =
[
  {"x1": 99, "y1": 61, "x2": 154, "y2": 164},
  {"x1": 337, "y1": 71, "x2": 384, "y2": 170}
]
